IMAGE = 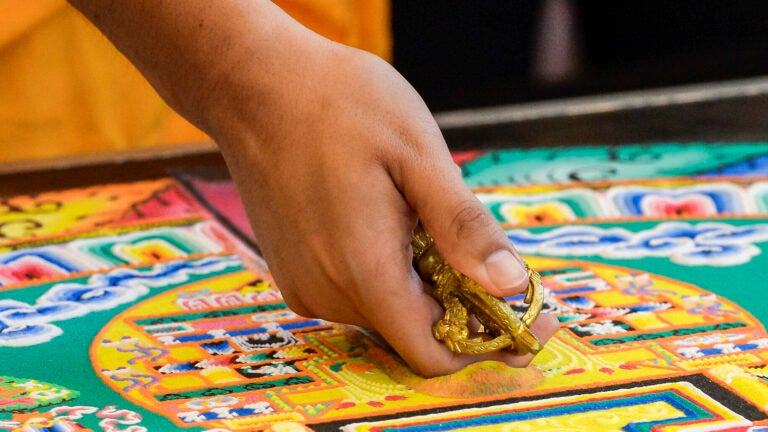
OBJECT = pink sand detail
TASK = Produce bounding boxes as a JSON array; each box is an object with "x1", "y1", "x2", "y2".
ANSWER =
[
  {"x1": 122, "y1": 186, "x2": 203, "y2": 221},
  {"x1": 641, "y1": 195, "x2": 717, "y2": 217},
  {"x1": 189, "y1": 179, "x2": 254, "y2": 239}
]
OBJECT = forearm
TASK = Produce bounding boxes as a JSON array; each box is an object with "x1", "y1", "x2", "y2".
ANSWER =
[{"x1": 67, "y1": 0, "x2": 327, "y2": 141}]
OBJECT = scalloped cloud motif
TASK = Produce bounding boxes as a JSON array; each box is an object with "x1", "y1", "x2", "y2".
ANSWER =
[
  {"x1": 0, "y1": 255, "x2": 242, "y2": 347},
  {"x1": 507, "y1": 222, "x2": 768, "y2": 266}
]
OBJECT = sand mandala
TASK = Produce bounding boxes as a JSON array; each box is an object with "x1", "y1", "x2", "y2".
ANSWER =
[{"x1": 5, "y1": 143, "x2": 768, "y2": 431}]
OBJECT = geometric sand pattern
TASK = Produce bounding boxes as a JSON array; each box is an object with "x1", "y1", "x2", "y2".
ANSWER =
[{"x1": 4, "y1": 143, "x2": 768, "y2": 431}]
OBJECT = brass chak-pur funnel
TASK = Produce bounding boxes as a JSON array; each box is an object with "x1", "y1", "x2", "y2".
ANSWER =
[{"x1": 411, "y1": 222, "x2": 544, "y2": 355}]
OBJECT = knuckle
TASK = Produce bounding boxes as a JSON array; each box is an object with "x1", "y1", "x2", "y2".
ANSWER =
[
  {"x1": 277, "y1": 287, "x2": 311, "y2": 318},
  {"x1": 411, "y1": 362, "x2": 445, "y2": 378},
  {"x1": 410, "y1": 355, "x2": 461, "y2": 378},
  {"x1": 449, "y1": 200, "x2": 495, "y2": 242}
]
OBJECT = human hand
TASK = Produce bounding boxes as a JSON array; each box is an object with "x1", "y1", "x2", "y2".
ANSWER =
[
  {"x1": 68, "y1": 0, "x2": 559, "y2": 377},
  {"x1": 209, "y1": 27, "x2": 558, "y2": 378}
]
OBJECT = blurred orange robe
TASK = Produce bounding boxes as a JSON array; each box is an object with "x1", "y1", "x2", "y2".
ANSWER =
[{"x1": 0, "y1": 0, "x2": 391, "y2": 162}]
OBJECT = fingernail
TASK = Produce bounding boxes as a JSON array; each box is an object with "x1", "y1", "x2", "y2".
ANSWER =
[{"x1": 485, "y1": 250, "x2": 528, "y2": 294}]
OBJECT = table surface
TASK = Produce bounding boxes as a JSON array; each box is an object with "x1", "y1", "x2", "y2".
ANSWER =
[{"x1": 2, "y1": 75, "x2": 768, "y2": 197}]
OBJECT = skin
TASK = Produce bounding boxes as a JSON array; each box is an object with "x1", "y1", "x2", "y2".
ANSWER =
[{"x1": 67, "y1": 0, "x2": 559, "y2": 377}]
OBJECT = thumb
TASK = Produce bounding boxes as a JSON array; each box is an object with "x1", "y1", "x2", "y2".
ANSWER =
[{"x1": 400, "y1": 148, "x2": 529, "y2": 297}]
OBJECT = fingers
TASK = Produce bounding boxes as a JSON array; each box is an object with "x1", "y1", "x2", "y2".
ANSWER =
[
  {"x1": 398, "y1": 147, "x2": 529, "y2": 298},
  {"x1": 496, "y1": 312, "x2": 561, "y2": 367},
  {"x1": 280, "y1": 285, "x2": 372, "y2": 328},
  {"x1": 362, "y1": 267, "x2": 490, "y2": 376},
  {"x1": 364, "y1": 267, "x2": 560, "y2": 377},
  {"x1": 338, "y1": 227, "x2": 559, "y2": 376},
  {"x1": 343, "y1": 176, "x2": 538, "y2": 376},
  {"x1": 262, "y1": 255, "x2": 374, "y2": 328}
]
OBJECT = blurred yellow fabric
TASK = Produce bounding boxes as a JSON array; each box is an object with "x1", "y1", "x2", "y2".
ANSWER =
[{"x1": 0, "y1": 0, "x2": 391, "y2": 162}]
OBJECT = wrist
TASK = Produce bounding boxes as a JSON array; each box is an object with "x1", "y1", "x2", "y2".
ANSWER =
[
  {"x1": 191, "y1": 10, "x2": 325, "y2": 133},
  {"x1": 201, "y1": 20, "x2": 331, "y2": 152},
  {"x1": 207, "y1": 36, "x2": 354, "y2": 174}
]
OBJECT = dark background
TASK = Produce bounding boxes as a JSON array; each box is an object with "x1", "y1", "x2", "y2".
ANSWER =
[{"x1": 392, "y1": 1, "x2": 768, "y2": 112}]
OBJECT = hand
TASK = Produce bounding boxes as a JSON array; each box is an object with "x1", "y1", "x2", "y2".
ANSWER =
[
  {"x1": 68, "y1": 0, "x2": 559, "y2": 377},
  {"x1": 211, "y1": 35, "x2": 558, "y2": 377}
]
